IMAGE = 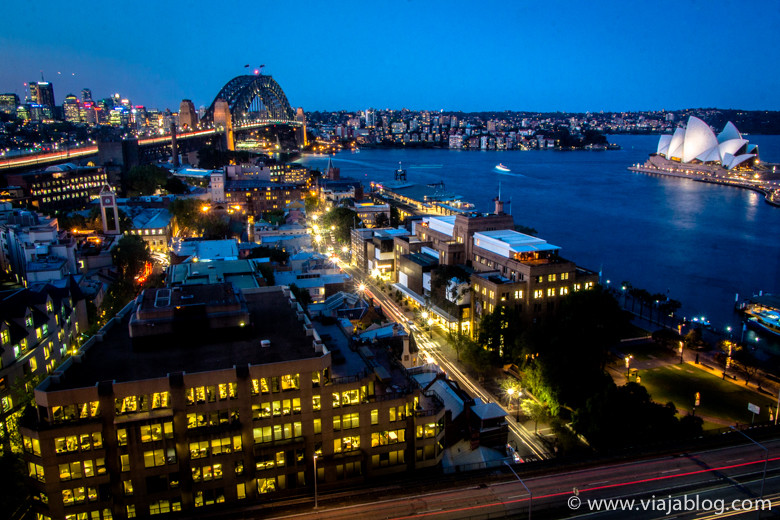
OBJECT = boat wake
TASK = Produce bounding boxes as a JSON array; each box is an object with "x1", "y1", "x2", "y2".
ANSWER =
[
  {"x1": 494, "y1": 170, "x2": 526, "y2": 178},
  {"x1": 409, "y1": 164, "x2": 444, "y2": 169}
]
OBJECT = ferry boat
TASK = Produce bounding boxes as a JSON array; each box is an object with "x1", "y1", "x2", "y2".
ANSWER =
[
  {"x1": 495, "y1": 163, "x2": 510, "y2": 172},
  {"x1": 741, "y1": 295, "x2": 780, "y2": 338}
]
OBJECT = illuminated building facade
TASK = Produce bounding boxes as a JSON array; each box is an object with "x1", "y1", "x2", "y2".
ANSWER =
[
  {"x1": 222, "y1": 180, "x2": 304, "y2": 214},
  {"x1": 0, "y1": 93, "x2": 19, "y2": 116},
  {"x1": 21, "y1": 284, "x2": 445, "y2": 520},
  {"x1": 63, "y1": 95, "x2": 81, "y2": 123},
  {"x1": 29, "y1": 82, "x2": 55, "y2": 108},
  {"x1": 6, "y1": 164, "x2": 108, "y2": 212},
  {"x1": 0, "y1": 281, "x2": 86, "y2": 454}
]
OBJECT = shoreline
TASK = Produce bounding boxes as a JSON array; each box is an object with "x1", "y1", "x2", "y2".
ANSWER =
[{"x1": 628, "y1": 165, "x2": 780, "y2": 208}]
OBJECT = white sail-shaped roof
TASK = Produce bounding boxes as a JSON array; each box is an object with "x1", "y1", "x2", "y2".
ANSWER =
[
  {"x1": 667, "y1": 127, "x2": 686, "y2": 160},
  {"x1": 718, "y1": 121, "x2": 741, "y2": 143},
  {"x1": 725, "y1": 153, "x2": 755, "y2": 169},
  {"x1": 697, "y1": 146, "x2": 722, "y2": 163},
  {"x1": 682, "y1": 116, "x2": 718, "y2": 163},
  {"x1": 717, "y1": 138, "x2": 747, "y2": 159},
  {"x1": 657, "y1": 134, "x2": 672, "y2": 156}
]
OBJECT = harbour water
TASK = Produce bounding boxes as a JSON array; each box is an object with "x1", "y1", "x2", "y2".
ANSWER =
[{"x1": 296, "y1": 135, "x2": 780, "y2": 355}]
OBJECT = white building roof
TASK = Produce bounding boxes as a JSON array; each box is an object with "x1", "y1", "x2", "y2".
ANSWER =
[
  {"x1": 425, "y1": 216, "x2": 457, "y2": 238},
  {"x1": 473, "y1": 229, "x2": 560, "y2": 258}
]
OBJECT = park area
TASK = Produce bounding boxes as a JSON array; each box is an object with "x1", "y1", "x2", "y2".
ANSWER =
[{"x1": 635, "y1": 363, "x2": 777, "y2": 430}]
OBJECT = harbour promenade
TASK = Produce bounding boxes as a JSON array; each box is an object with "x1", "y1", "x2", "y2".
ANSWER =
[{"x1": 628, "y1": 158, "x2": 780, "y2": 207}]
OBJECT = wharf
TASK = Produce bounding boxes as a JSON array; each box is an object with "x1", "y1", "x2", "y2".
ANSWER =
[{"x1": 628, "y1": 165, "x2": 780, "y2": 207}]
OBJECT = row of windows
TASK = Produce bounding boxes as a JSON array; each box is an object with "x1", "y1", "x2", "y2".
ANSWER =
[
  {"x1": 189, "y1": 436, "x2": 242, "y2": 459},
  {"x1": 253, "y1": 422, "x2": 303, "y2": 444},
  {"x1": 51, "y1": 401, "x2": 100, "y2": 424},
  {"x1": 58, "y1": 458, "x2": 106, "y2": 481},
  {"x1": 115, "y1": 392, "x2": 170, "y2": 415},
  {"x1": 186, "y1": 409, "x2": 239, "y2": 429},
  {"x1": 250, "y1": 374, "x2": 301, "y2": 394},
  {"x1": 54, "y1": 433, "x2": 103, "y2": 454},
  {"x1": 252, "y1": 399, "x2": 301, "y2": 419},
  {"x1": 186, "y1": 383, "x2": 238, "y2": 405}
]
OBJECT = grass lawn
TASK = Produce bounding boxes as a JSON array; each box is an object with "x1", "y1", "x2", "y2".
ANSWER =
[{"x1": 638, "y1": 363, "x2": 776, "y2": 430}]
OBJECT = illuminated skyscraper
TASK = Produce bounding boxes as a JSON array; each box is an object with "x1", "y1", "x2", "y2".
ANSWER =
[
  {"x1": 80, "y1": 88, "x2": 92, "y2": 102},
  {"x1": 29, "y1": 81, "x2": 55, "y2": 107},
  {"x1": 0, "y1": 93, "x2": 19, "y2": 116},
  {"x1": 62, "y1": 94, "x2": 80, "y2": 123}
]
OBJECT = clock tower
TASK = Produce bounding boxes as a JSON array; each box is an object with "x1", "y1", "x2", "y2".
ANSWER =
[{"x1": 100, "y1": 186, "x2": 121, "y2": 235}]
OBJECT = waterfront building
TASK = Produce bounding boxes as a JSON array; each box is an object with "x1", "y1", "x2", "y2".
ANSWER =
[
  {"x1": 21, "y1": 284, "x2": 445, "y2": 519},
  {"x1": 388, "y1": 200, "x2": 597, "y2": 335},
  {"x1": 6, "y1": 164, "x2": 108, "y2": 212},
  {"x1": 656, "y1": 116, "x2": 758, "y2": 170}
]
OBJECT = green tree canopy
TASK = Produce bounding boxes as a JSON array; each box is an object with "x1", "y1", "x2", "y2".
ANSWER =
[
  {"x1": 572, "y1": 382, "x2": 703, "y2": 451},
  {"x1": 321, "y1": 207, "x2": 359, "y2": 243},
  {"x1": 111, "y1": 235, "x2": 151, "y2": 283},
  {"x1": 125, "y1": 164, "x2": 169, "y2": 196}
]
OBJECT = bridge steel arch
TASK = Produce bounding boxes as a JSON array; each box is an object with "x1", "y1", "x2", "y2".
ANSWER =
[{"x1": 203, "y1": 75, "x2": 295, "y2": 124}]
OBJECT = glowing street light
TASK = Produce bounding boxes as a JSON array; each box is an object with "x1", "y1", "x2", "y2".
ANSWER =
[{"x1": 625, "y1": 355, "x2": 633, "y2": 377}]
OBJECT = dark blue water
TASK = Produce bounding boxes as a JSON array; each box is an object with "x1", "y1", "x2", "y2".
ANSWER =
[{"x1": 296, "y1": 135, "x2": 780, "y2": 352}]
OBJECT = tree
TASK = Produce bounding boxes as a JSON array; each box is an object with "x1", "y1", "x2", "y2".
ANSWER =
[
  {"x1": 112, "y1": 235, "x2": 151, "y2": 283},
  {"x1": 164, "y1": 176, "x2": 188, "y2": 194},
  {"x1": 390, "y1": 206, "x2": 401, "y2": 227},
  {"x1": 374, "y1": 212, "x2": 390, "y2": 228},
  {"x1": 321, "y1": 207, "x2": 359, "y2": 243},
  {"x1": 304, "y1": 194, "x2": 320, "y2": 214},
  {"x1": 520, "y1": 398, "x2": 547, "y2": 433},
  {"x1": 572, "y1": 382, "x2": 703, "y2": 451},
  {"x1": 168, "y1": 198, "x2": 201, "y2": 237},
  {"x1": 125, "y1": 164, "x2": 168, "y2": 196}
]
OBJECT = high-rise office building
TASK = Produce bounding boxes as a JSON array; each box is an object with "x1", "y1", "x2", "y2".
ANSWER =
[
  {"x1": 80, "y1": 88, "x2": 92, "y2": 103},
  {"x1": 29, "y1": 82, "x2": 55, "y2": 108},
  {"x1": 0, "y1": 93, "x2": 19, "y2": 116},
  {"x1": 63, "y1": 95, "x2": 81, "y2": 123},
  {"x1": 21, "y1": 284, "x2": 445, "y2": 519}
]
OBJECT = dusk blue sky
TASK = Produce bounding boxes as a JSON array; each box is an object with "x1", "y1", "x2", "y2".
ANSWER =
[{"x1": 3, "y1": 0, "x2": 779, "y2": 112}]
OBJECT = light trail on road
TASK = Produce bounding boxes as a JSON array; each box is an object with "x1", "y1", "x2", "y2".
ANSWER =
[{"x1": 354, "y1": 269, "x2": 547, "y2": 460}]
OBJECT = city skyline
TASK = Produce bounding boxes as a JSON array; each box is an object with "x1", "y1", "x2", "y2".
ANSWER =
[{"x1": 3, "y1": 0, "x2": 780, "y2": 113}]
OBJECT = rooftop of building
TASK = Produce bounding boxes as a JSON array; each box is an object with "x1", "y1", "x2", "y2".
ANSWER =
[
  {"x1": 171, "y1": 238, "x2": 239, "y2": 262},
  {"x1": 405, "y1": 252, "x2": 439, "y2": 268},
  {"x1": 167, "y1": 259, "x2": 263, "y2": 290},
  {"x1": 46, "y1": 287, "x2": 322, "y2": 391},
  {"x1": 26, "y1": 257, "x2": 67, "y2": 272},
  {"x1": 127, "y1": 207, "x2": 172, "y2": 230},
  {"x1": 377, "y1": 182, "x2": 464, "y2": 203},
  {"x1": 474, "y1": 229, "x2": 560, "y2": 255},
  {"x1": 473, "y1": 271, "x2": 514, "y2": 285}
]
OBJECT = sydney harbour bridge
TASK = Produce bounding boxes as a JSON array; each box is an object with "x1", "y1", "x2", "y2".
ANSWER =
[{"x1": 0, "y1": 73, "x2": 306, "y2": 172}]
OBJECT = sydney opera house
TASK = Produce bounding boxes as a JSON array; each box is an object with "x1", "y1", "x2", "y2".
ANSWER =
[{"x1": 655, "y1": 116, "x2": 759, "y2": 170}]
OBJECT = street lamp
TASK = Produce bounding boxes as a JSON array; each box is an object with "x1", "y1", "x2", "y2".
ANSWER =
[
  {"x1": 678, "y1": 341, "x2": 684, "y2": 364},
  {"x1": 624, "y1": 355, "x2": 633, "y2": 377},
  {"x1": 313, "y1": 454, "x2": 318, "y2": 509},
  {"x1": 503, "y1": 460, "x2": 532, "y2": 520},
  {"x1": 507, "y1": 387, "x2": 521, "y2": 421}
]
